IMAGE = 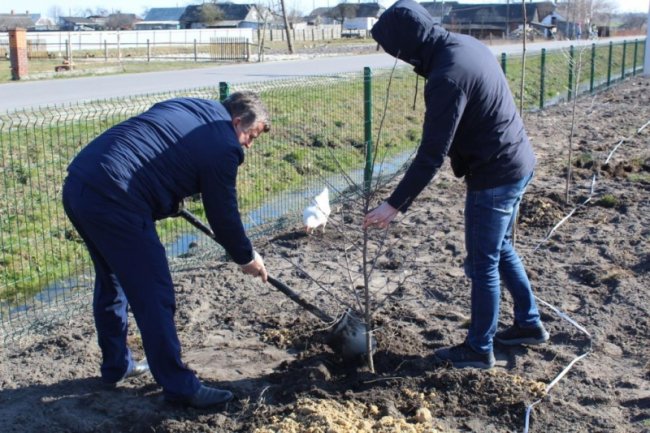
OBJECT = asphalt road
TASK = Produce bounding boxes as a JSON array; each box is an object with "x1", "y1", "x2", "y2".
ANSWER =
[{"x1": 0, "y1": 36, "x2": 639, "y2": 112}]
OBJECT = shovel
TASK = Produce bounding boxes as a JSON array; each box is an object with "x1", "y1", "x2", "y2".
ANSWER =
[{"x1": 176, "y1": 208, "x2": 375, "y2": 358}]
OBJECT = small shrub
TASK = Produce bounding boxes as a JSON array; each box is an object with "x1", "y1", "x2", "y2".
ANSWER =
[
  {"x1": 574, "y1": 152, "x2": 594, "y2": 169},
  {"x1": 596, "y1": 194, "x2": 618, "y2": 208}
]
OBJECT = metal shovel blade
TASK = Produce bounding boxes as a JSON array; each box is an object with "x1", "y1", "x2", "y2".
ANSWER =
[
  {"x1": 268, "y1": 277, "x2": 376, "y2": 358},
  {"x1": 177, "y1": 208, "x2": 376, "y2": 358},
  {"x1": 328, "y1": 309, "x2": 377, "y2": 359}
]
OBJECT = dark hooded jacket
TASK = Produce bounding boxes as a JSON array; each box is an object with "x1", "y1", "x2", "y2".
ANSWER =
[
  {"x1": 67, "y1": 98, "x2": 254, "y2": 265},
  {"x1": 371, "y1": 0, "x2": 536, "y2": 211}
]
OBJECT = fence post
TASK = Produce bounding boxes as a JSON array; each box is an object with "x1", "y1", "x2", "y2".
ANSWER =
[
  {"x1": 633, "y1": 39, "x2": 638, "y2": 75},
  {"x1": 539, "y1": 48, "x2": 546, "y2": 109},
  {"x1": 645, "y1": 22, "x2": 650, "y2": 77},
  {"x1": 219, "y1": 82, "x2": 230, "y2": 102},
  {"x1": 568, "y1": 45, "x2": 574, "y2": 101},
  {"x1": 500, "y1": 52, "x2": 506, "y2": 74},
  {"x1": 194, "y1": 39, "x2": 198, "y2": 62},
  {"x1": 363, "y1": 67, "x2": 373, "y2": 193},
  {"x1": 117, "y1": 31, "x2": 121, "y2": 62},
  {"x1": 590, "y1": 43, "x2": 596, "y2": 93},
  {"x1": 607, "y1": 41, "x2": 613, "y2": 87},
  {"x1": 7, "y1": 28, "x2": 28, "y2": 80},
  {"x1": 104, "y1": 40, "x2": 108, "y2": 61},
  {"x1": 620, "y1": 40, "x2": 627, "y2": 80},
  {"x1": 147, "y1": 39, "x2": 151, "y2": 62}
]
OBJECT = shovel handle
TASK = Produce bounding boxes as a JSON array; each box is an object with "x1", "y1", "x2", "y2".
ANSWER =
[
  {"x1": 178, "y1": 208, "x2": 216, "y2": 239},
  {"x1": 177, "y1": 208, "x2": 334, "y2": 324},
  {"x1": 267, "y1": 276, "x2": 333, "y2": 324}
]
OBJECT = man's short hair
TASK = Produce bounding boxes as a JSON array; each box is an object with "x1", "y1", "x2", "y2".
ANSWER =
[{"x1": 223, "y1": 91, "x2": 270, "y2": 132}]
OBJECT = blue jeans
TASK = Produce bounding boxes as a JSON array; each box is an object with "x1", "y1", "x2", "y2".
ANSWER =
[{"x1": 464, "y1": 171, "x2": 541, "y2": 354}]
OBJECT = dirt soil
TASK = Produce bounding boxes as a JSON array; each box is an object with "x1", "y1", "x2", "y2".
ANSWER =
[{"x1": 1, "y1": 77, "x2": 649, "y2": 433}]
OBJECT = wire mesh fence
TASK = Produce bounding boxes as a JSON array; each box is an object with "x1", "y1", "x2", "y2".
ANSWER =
[
  {"x1": 0, "y1": 39, "x2": 645, "y2": 345},
  {"x1": 0, "y1": 66, "x2": 424, "y2": 343},
  {"x1": 503, "y1": 39, "x2": 646, "y2": 110}
]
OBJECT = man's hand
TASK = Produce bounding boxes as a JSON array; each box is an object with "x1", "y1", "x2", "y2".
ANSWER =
[
  {"x1": 240, "y1": 250, "x2": 268, "y2": 282},
  {"x1": 363, "y1": 201, "x2": 399, "y2": 230}
]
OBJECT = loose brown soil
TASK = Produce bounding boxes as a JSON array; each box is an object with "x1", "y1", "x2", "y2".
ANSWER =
[{"x1": 1, "y1": 77, "x2": 648, "y2": 433}]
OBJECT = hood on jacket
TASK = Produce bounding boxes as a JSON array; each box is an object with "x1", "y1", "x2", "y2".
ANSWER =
[{"x1": 370, "y1": 0, "x2": 447, "y2": 75}]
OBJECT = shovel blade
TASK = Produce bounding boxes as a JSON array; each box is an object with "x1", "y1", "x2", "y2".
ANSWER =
[{"x1": 329, "y1": 310, "x2": 376, "y2": 359}]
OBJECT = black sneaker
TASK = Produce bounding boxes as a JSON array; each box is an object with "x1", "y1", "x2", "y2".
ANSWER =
[
  {"x1": 435, "y1": 341, "x2": 495, "y2": 369},
  {"x1": 495, "y1": 323, "x2": 550, "y2": 346},
  {"x1": 165, "y1": 384, "x2": 234, "y2": 409}
]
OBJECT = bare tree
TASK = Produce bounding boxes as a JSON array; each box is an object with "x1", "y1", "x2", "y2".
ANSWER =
[
  {"x1": 198, "y1": 4, "x2": 225, "y2": 25},
  {"x1": 106, "y1": 13, "x2": 138, "y2": 30},
  {"x1": 255, "y1": 3, "x2": 272, "y2": 61},
  {"x1": 48, "y1": 6, "x2": 63, "y2": 19},
  {"x1": 329, "y1": 3, "x2": 357, "y2": 28}
]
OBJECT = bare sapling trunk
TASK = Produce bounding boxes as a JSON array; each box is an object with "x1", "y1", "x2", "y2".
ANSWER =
[{"x1": 565, "y1": 47, "x2": 585, "y2": 205}]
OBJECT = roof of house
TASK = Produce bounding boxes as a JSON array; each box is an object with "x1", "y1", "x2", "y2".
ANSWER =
[
  {"x1": 144, "y1": 7, "x2": 186, "y2": 21},
  {"x1": 331, "y1": 2, "x2": 385, "y2": 18},
  {"x1": 446, "y1": 2, "x2": 554, "y2": 24},
  {"x1": 307, "y1": 7, "x2": 332, "y2": 17},
  {"x1": 59, "y1": 16, "x2": 97, "y2": 24},
  {"x1": 0, "y1": 13, "x2": 34, "y2": 30}
]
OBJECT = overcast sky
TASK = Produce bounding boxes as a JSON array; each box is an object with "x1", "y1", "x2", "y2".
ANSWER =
[{"x1": 9, "y1": 0, "x2": 650, "y2": 18}]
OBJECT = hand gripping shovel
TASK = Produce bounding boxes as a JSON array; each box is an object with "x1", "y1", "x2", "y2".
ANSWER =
[{"x1": 177, "y1": 208, "x2": 375, "y2": 358}]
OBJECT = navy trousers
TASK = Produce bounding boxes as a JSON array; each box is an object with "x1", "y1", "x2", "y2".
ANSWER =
[{"x1": 62, "y1": 175, "x2": 200, "y2": 399}]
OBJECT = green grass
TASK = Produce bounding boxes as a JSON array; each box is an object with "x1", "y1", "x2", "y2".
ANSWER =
[{"x1": 596, "y1": 194, "x2": 619, "y2": 208}]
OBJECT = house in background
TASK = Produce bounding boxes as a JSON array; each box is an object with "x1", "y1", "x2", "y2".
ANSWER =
[
  {"x1": 180, "y1": 3, "x2": 263, "y2": 29},
  {"x1": 420, "y1": 1, "x2": 457, "y2": 25},
  {"x1": 325, "y1": 3, "x2": 385, "y2": 30},
  {"x1": 443, "y1": 2, "x2": 556, "y2": 38},
  {"x1": 342, "y1": 3, "x2": 386, "y2": 30},
  {"x1": 0, "y1": 11, "x2": 35, "y2": 31},
  {"x1": 32, "y1": 14, "x2": 57, "y2": 31},
  {"x1": 306, "y1": 7, "x2": 336, "y2": 26},
  {"x1": 58, "y1": 16, "x2": 103, "y2": 31},
  {"x1": 135, "y1": 7, "x2": 185, "y2": 30}
]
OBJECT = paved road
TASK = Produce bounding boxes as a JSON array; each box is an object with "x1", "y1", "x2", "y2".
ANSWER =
[{"x1": 0, "y1": 36, "x2": 639, "y2": 112}]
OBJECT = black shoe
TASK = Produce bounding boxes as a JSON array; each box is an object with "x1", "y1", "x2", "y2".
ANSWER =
[
  {"x1": 166, "y1": 384, "x2": 234, "y2": 409},
  {"x1": 495, "y1": 323, "x2": 550, "y2": 346},
  {"x1": 435, "y1": 341, "x2": 495, "y2": 369}
]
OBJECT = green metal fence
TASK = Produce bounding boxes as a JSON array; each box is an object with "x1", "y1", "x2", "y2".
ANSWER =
[
  {"x1": 0, "y1": 38, "x2": 646, "y2": 343},
  {"x1": 503, "y1": 39, "x2": 646, "y2": 110}
]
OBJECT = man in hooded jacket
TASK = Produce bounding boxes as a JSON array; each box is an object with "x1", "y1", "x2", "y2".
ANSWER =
[{"x1": 363, "y1": 0, "x2": 549, "y2": 369}]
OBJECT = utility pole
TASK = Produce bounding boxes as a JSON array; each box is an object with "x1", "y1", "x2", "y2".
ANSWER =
[
  {"x1": 279, "y1": 0, "x2": 294, "y2": 54},
  {"x1": 506, "y1": 0, "x2": 510, "y2": 38}
]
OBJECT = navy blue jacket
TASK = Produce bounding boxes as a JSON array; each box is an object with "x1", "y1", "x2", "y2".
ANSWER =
[
  {"x1": 371, "y1": 0, "x2": 536, "y2": 211},
  {"x1": 67, "y1": 98, "x2": 254, "y2": 265}
]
